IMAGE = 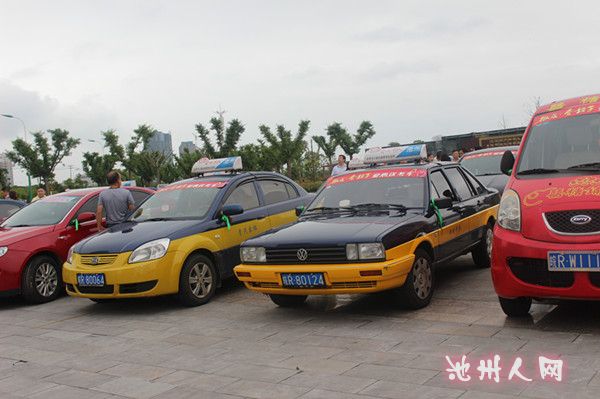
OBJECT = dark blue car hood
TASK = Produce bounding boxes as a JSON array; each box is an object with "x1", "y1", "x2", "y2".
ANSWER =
[
  {"x1": 74, "y1": 219, "x2": 206, "y2": 254},
  {"x1": 244, "y1": 213, "x2": 421, "y2": 248}
]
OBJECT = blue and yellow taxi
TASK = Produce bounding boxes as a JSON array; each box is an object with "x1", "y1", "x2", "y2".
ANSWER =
[
  {"x1": 235, "y1": 146, "x2": 500, "y2": 309},
  {"x1": 63, "y1": 157, "x2": 311, "y2": 306}
]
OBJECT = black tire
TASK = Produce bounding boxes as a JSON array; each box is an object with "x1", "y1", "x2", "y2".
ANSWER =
[
  {"x1": 396, "y1": 249, "x2": 435, "y2": 309},
  {"x1": 177, "y1": 253, "x2": 218, "y2": 306},
  {"x1": 269, "y1": 294, "x2": 308, "y2": 308},
  {"x1": 499, "y1": 296, "x2": 532, "y2": 317},
  {"x1": 472, "y1": 222, "x2": 494, "y2": 268},
  {"x1": 21, "y1": 255, "x2": 62, "y2": 304}
]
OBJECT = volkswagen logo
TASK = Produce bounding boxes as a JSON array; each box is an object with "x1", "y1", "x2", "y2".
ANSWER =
[
  {"x1": 296, "y1": 248, "x2": 308, "y2": 261},
  {"x1": 570, "y1": 215, "x2": 592, "y2": 225},
  {"x1": 90, "y1": 257, "x2": 99, "y2": 265}
]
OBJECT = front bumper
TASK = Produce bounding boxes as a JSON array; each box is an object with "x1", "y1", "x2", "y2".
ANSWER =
[
  {"x1": 63, "y1": 251, "x2": 183, "y2": 298},
  {"x1": 491, "y1": 226, "x2": 600, "y2": 300},
  {"x1": 0, "y1": 249, "x2": 29, "y2": 293},
  {"x1": 234, "y1": 255, "x2": 415, "y2": 295}
]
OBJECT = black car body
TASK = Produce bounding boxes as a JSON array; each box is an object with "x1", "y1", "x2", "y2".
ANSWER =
[{"x1": 459, "y1": 146, "x2": 519, "y2": 194}]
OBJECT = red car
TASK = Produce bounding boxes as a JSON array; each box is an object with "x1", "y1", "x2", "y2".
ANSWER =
[
  {"x1": 0, "y1": 187, "x2": 153, "y2": 303},
  {"x1": 492, "y1": 94, "x2": 600, "y2": 316}
]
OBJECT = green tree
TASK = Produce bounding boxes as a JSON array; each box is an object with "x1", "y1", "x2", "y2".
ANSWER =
[
  {"x1": 388, "y1": 141, "x2": 401, "y2": 147},
  {"x1": 195, "y1": 118, "x2": 244, "y2": 158},
  {"x1": 175, "y1": 148, "x2": 205, "y2": 179},
  {"x1": 259, "y1": 120, "x2": 310, "y2": 178},
  {"x1": 63, "y1": 174, "x2": 89, "y2": 189},
  {"x1": 327, "y1": 121, "x2": 376, "y2": 159},
  {"x1": 237, "y1": 142, "x2": 279, "y2": 172},
  {"x1": 0, "y1": 168, "x2": 7, "y2": 189},
  {"x1": 8, "y1": 129, "x2": 80, "y2": 189},
  {"x1": 312, "y1": 134, "x2": 337, "y2": 166},
  {"x1": 412, "y1": 139, "x2": 425, "y2": 144},
  {"x1": 121, "y1": 124, "x2": 155, "y2": 183},
  {"x1": 82, "y1": 130, "x2": 125, "y2": 185}
]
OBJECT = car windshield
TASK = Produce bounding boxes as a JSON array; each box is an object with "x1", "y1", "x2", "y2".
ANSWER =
[
  {"x1": 1, "y1": 196, "x2": 81, "y2": 227},
  {"x1": 130, "y1": 182, "x2": 225, "y2": 221},
  {"x1": 307, "y1": 170, "x2": 426, "y2": 212},
  {"x1": 517, "y1": 112, "x2": 600, "y2": 175},
  {"x1": 461, "y1": 153, "x2": 505, "y2": 176}
]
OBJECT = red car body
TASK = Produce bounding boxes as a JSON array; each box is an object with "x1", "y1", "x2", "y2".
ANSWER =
[
  {"x1": 0, "y1": 187, "x2": 153, "y2": 299},
  {"x1": 492, "y1": 94, "x2": 600, "y2": 313}
]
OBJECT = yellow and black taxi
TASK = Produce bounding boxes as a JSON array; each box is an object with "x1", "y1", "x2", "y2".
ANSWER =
[
  {"x1": 63, "y1": 157, "x2": 311, "y2": 306},
  {"x1": 235, "y1": 145, "x2": 500, "y2": 309}
]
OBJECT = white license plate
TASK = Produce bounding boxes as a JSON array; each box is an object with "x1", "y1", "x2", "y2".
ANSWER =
[{"x1": 548, "y1": 251, "x2": 600, "y2": 271}]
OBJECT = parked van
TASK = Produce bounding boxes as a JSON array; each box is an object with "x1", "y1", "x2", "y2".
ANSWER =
[{"x1": 492, "y1": 94, "x2": 600, "y2": 316}]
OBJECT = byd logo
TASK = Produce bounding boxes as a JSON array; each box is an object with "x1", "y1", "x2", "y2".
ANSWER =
[{"x1": 570, "y1": 215, "x2": 592, "y2": 225}]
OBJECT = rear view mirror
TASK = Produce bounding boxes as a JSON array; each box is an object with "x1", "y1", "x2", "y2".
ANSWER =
[
  {"x1": 433, "y1": 197, "x2": 453, "y2": 209},
  {"x1": 500, "y1": 150, "x2": 515, "y2": 176},
  {"x1": 77, "y1": 212, "x2": 96, "y2": 223},
  {"x1": 221, "y1": 204, "x2": 244, "y2": 217}
]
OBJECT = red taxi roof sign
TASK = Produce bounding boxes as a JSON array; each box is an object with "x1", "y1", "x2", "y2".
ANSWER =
[
  {"x1": 191, "y1": 156, "x2": 243, "y2": 175},
  {"x1": 363, "y1": 144, "x2": 427, "y2": 165}
]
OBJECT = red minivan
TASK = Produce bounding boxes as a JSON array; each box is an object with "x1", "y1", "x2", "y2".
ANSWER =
[
  {"x1": 492, "y1": 94, "x2": 600, "y2": 316},
  {"x1": 0, "y1": 187, "x2": 153, "y2": 303}
]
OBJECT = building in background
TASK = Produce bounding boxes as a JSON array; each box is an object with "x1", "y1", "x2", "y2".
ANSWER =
[
  {"x1": 179, "y1": 141, "x2": 198, "y2": 155},
  {"x1": 0, "y1": 153, "x2": 14, "y2": 186},
  {"x1": 145, "y1": 130, "x2": 173, "y2": 159}
]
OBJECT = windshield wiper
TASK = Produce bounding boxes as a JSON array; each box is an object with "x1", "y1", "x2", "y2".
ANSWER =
[
  {"x1": 567, "y1": 162, "x2": 600, "y2": 170},
  {"x1": 304, "y1": 206, "x2": 352, "y2": 213},
  {"x1": 518, "y1": 168, "x2": 561, "y2": 175},
  {"x1": 476, "y1": 173, "x2": 501, "y2": 176},
  {"x1": 344, "y1": 203, "x2": 408, "y2": 211},
  {"x1": 6, "y1": 224, "x2": 34, "y2": 227},
  {"x1": 136, "y1": 217, "x2": 171, "y2": 222}
]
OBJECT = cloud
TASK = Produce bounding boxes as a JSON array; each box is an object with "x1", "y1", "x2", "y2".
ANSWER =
[
  {"x1": 356, "y1": 17, "x2": 487, "y2": 43},
  {"x1": 360, "y1": 60, "x2": 440, "y2": 81}
]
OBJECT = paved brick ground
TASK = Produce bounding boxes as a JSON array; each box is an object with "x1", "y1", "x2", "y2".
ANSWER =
[{"x1": 2, "y1": 256, "x2": 600, "y2": 398}]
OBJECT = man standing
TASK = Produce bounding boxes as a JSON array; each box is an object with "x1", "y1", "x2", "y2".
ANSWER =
[
  {"x1": 452, "y1": 150, "x2": 460, "y2": 162},
  {"x1": 31, "y1": 187, "x2": 46, "y2": 202},
  {"x1": 97, "y1": 171, "x2": 135, "y2": 230},
  {"x1": 331, "y1": 154, "x2": 347, "y2": 176}
]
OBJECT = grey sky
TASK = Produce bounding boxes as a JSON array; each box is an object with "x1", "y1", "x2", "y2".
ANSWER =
[{"x1": 1, "y1": 0, "x2": 598, "y2": 184}]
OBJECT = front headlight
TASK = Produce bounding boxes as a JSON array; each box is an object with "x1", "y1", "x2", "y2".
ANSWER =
[
  {"x1": 67, "y1": 246, "x2": 74, "y2": 264},
  {"x1": 346, "y1": 243, "x2": 385, "y2": 260},
  {"x1": 0, "y1": 247, "x2": 7, "y2": 257},
  {"x1": 240, "y1": 247, "x2": 266, "y2": 263},
  {"x1": 128, "y1": 238, "x2": 170, "y2": 264},
  {"x1": 498, "y1": 189, "x2": 521, "y2": 231}
]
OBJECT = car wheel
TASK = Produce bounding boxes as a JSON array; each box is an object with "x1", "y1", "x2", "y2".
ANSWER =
[
  {"x1": 22, "y1": 255, "x2": 62, "y2": 304},
  {"x1": 177, "y1": 253, "x2": 218, "y2": 306},
  {"x1": 472, "y1": 222, "x2": 494, "y2": 268},
  {"x1": 499, "y1": 296, "x2": 532, "y2": 317},
  {"x1": 396, "y1": 249, "x2": 434, "y2": 309},
  {"x1": 269, "y1": 294, "x2": 308, "y2": 307}
]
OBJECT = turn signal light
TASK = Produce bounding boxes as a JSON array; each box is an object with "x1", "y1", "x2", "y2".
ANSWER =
[
  {"x1": 236, "y1": 272, "x2": 251, "y2": 277},
  {"x1": 359, "y1": 270, "x2": 382, "y2": 277}
]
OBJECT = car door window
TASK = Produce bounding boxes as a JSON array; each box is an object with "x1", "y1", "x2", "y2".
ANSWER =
[
  {"x1": 131, "y1": 190, "x2": 151, "y2": 207},
  {"x1": 462, "y1": 169, "x2": 486, "y2": 195},
  {"x1": 76, "y1": 196, "x2": 99, "y2": 217},
  {"x1": 430, "y1": 171, "x2": 454, "y2": 201},
  {"x1": 285, "y1": 182, "x2": 299, "y2": 199},
  {"x1": 225, "y1": 182, "x2": 260, "y2": 210},
  {"x1": 444, "y1": 167, "x2": 473, "y2": 201},
  {"x1": 258, "y1": 180, "x2": 290, "y2": 205},
  {"x1": 0, "y1": 203, "x2": 20, "y2": 219}
]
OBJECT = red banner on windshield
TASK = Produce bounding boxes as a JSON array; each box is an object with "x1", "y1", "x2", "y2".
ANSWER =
[
  {"x1": 533, "y1": 103, "x2": 600, "y2": 126},
  {"x1": 326, "y1": 168, "x2": 427, "y2": 187},
  {"x1": 159, "y1": 181, "x2": 227, "y2": 192}
]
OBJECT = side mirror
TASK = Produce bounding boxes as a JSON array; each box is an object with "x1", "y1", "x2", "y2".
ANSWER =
[
  {"x1": 295, "y1": 206, "x2": 305, "y2": 217},
  {"x1": 500, "y1": 150, "x2": 515, "y2": 176},
  {"x1": 433, "y1": 197, "x2": 453, "y2": 209},
  {"x1": 221, "y1": 204, "x2": 244, "y2": 217},
  {"x1": 442, "y1": 189, "x2": 454, "y2": 200},
  {"x1": 77, "y1": 212, "x2": 96, "y2": 223}
]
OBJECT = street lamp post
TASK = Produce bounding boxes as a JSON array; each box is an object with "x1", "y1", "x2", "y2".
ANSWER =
[{"x1": 1, "y1": 114, "x2": 33, "y2": 202}]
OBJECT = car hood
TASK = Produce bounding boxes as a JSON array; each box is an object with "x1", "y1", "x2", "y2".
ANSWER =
[
  {"x1": 0, "y1": 225, "x2": 55, "y2": 246},
  {"x1": 476, "y1": 174, "x2": 509, "y2": 194},
  {"x1": 74, "y1": 220, "x2": 204, "y2": 254},
  {"x1": 510, "y1": 174, "x2": 600, "y2": 244},
  {"x1": 244, "y1": 213, "x2": 420, "y2": 248}
]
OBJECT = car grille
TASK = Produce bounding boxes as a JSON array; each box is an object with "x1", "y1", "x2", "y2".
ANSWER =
[
  {"x1": 119, "y1": 280, "x2": 158, "y2": 294},
  {"x1": 80, "y1": 255, "x2": 118, "y2": 266},
  {"x1": 507, "y1": 257, "x2": 574, "y2": 288},
  {"x1": 248, "y1": 281, "x2": 376, "y2": 289},
  {"x1": 265, "y1": 247, "x2": 347, "y2": 264},
  {"x1": 544, "y1": 210, "x2": 600, "y2": 235},
  {"x1": 76, "y1": 284, "x2": 115, "y2": 294},
  {"x1": 589, "y1": 273, "x2": 600, "y2": 288}
]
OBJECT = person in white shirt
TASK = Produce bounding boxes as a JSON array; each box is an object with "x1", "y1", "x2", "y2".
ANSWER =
[{"x1": 331, "y1": 154, "x2": 347, "y2": 176}]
